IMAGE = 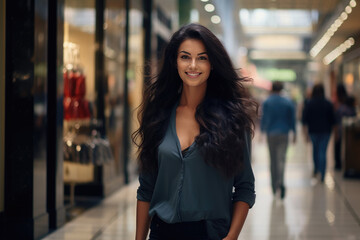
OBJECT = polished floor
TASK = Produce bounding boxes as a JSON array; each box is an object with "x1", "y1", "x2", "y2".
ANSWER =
[{"x1": 42, "y1": 129, "x2": 360, "y2": 240}]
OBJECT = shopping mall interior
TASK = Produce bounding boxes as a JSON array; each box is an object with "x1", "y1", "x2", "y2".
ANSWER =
[{"x1": 1, "y1": 0, "x2": 360, "y2": 239}]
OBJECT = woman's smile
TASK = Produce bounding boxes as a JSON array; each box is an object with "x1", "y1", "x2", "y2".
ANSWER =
[{"x1": 186, "y1": 71, "x2": 202, "y2": 78}]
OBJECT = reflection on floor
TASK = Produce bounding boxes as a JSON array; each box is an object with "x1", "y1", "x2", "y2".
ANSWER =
[
  {"x1": 64, "y1": 195, "x2": 102, "y2": 223},
  {"x1": 42, "y1": 131, "x2": 360, "y2": 240}
]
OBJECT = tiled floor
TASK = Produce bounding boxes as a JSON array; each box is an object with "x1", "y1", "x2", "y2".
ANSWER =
[{"x1": 42, "y1": 129, "x2": 360, "y2": 240}]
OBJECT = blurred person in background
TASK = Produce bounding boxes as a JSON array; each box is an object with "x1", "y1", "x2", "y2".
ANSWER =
[
  {"x1": 133, "y1": 23, "x2": 258, "y2": 240},
  {"x1": 345, "y1": 96, "x2": 357, "y2": 115},
  {"x1": 260, "y1": 81, "x2": 296, "y2": 199},
  {"x1": 334, "y1": 83, "x2": 356, "y2": 170},
  {"x1": 302, "y1": 84, "x2": 335, "y2": 182}
]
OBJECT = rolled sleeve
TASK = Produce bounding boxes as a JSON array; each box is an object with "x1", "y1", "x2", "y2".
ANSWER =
[
  {"x1": 232, "y1": 171, "x2": 256, "y2": 208},
  {"x1": 232, "y1": 131, "x2": 256, "y2": 208},
  {"x1": 137, "y1": 171, "x2": 157, "y2": 202}
]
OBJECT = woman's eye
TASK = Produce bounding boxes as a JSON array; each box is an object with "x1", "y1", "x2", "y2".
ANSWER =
[
  {"x1": 199, "y1": 56, "x2": 208, "y2": 60},
  {"x1": 180, "y1": 55, "x2": 190, "y2": 59}
]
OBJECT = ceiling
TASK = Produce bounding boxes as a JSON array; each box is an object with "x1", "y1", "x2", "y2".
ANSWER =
[
  {"x1": 234, "y1": 0, "x2": 340, "y2": 12},
  {"x1": 195, "y1": 0, "x2": 360, "y2": 62},
  {"x1": 192, "y1": 0, "x2": 360, "y2": 87},
  {"x1": 65, "y1": 0, "x2": 360, "y2": 83}
]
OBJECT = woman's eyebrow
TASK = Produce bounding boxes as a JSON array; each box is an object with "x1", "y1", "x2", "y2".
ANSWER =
[
  {"x1": 179, "y1": 50, "x2": 191, "y2": 55},
  {"x1": 179, "y1": 50, "x2": 208, "y2": 56}
]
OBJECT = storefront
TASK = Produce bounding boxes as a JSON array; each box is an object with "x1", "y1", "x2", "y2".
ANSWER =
[
  {"x1": 60, "y1": 0, "x2": 150, "y2": 221},
  {"x1": 61, "y1": 0, "x2": 129, "y2": 211},
  {"x1": 343, "y1": 48, "x2": 360, "y2": 105},
  {"x1": 3, "y1": 0, "x2": 61, "y2": 238},
  {"x1": 340, "y1": 41, "x2": 360, "y2": 177},
  {"x1": 1, "y1": 0, "x2": 144, "y2": 238},
  {"x1": 328, "y1": 39, "x2": 360, "y2": 108},
  {"x1": 0, "y1": 0, "x2": 183, "y2": 238}
]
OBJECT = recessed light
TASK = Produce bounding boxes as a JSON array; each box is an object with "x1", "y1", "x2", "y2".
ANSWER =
[
  {"x1": 350, "y1": 0, "x2": 356, "y2": 8},
  {"x1": 211, "y1": 15, "x2": 221, "y2": 24},
  {"x1": 204, "y1": 3, "x2": 215, "y2": 12}
]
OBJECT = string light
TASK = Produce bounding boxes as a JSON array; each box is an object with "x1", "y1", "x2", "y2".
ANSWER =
[
  {"x1": 310, "y1": 0, "x2": 357, "y2": 58},
  {"x1": 323, "y1": 37, "x2": 355, "y2": 65}
]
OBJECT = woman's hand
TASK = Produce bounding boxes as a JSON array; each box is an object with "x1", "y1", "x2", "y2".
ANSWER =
[{"x1": 222, "y1": 236, "x2": 236, "y2": 240}]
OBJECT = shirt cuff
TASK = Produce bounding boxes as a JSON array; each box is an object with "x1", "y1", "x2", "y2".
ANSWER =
[
  {"x1": 136, "y1": 187, "x2": 153, "y2": 202},
  {"x1": 232, "y1": 189, "x2": 256, "y2": 208}
]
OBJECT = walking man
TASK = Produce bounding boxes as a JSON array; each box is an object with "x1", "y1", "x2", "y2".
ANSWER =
[{"x1": 261, "y1": 81, "x2": 296, "y2": 199}]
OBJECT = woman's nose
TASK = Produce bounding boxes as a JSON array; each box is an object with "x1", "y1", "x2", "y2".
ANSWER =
[{"x1": 189, "y1": 58, "x2": 196, "y2": 68}]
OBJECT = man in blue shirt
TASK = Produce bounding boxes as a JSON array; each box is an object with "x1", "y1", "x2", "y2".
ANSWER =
[{"x1": 261, "y1": 81, "x2": 296, "y2": 199}]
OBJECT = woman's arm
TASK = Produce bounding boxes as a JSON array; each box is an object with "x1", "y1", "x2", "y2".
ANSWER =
[
  {"x1": 223, "y1": 201, "x2": 250, "y2": 240},
  {"x1": 136, "y1": 170, "x2": 157, "y2": 240},
  {"x1": 135, "y1": 200, "x2": 151, "y2": 240},
  {"x1": 226, "y1": 131, "x2": 253, "y2": 239}
]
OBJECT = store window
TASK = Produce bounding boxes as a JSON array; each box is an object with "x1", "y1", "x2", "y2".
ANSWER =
[
  {"x1": 62, "y1": 0, "x2": 110, "y2": 214},
  {"x1": 61, "y1": 0, "x2": 145, "y2": 207},
  {"x1": 103, "y1": 0, "x2": 127, "y2": 178},
  {"x1": 128, "y1": 0, "x2": 144, "y2": 172},
  {"x1": 0, "y1": 0, "x2": 5, "y2": 213},
  {"x1": 62, "y1": 0, "x2": 133, "y2": 215},
  {"x1": 343, "y1": 58, "x2": 360, "y2": 103}
]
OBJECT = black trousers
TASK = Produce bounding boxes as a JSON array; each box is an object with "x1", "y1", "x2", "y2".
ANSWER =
[{"x1": 149, "y1": 215, "x2": 209, "y2": 240}]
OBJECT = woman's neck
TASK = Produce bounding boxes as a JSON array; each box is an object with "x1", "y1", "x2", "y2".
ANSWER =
[{"x1": 179, "y1": 85, "x2": 206, "y2": 110}]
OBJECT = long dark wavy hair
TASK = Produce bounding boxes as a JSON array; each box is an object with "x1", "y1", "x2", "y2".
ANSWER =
[{"x1": 132, "y1": 23, "x2": 258, "y2": 177}]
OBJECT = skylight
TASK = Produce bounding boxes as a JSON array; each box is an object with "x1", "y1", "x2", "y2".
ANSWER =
[{"x1": 239, "y1": 9, "x2": 318, "y2": 35}]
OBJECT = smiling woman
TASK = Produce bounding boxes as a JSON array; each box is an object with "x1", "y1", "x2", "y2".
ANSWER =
[{"x1": 133, "y1": 23, "x2": 258, "y2": 240}]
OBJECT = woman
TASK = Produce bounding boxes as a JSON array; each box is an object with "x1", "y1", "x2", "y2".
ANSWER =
[
  {"x1": 302, "y1": 84, "x2": 335, "y2": 182},
  {"x1": 133, "y1": 23, "x2": 257, "y2": 240}
]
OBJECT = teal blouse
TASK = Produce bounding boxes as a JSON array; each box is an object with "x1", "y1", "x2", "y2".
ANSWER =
[{"x1": 137, "y1": 103, "x2": 256, "y2": 239}]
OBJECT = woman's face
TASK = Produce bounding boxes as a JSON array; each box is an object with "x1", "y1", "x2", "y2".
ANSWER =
[{"x1": 177, "y1": 39, "x2": 211, "y2": 89}]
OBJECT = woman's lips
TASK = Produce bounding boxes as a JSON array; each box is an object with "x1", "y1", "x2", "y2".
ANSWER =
[{"x1": 186, "y1": 72, "x2": 201, "y2": 78}]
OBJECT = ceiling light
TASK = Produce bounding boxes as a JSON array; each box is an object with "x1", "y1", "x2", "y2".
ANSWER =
[
  {"x1": 323, "y1": 37, "x2": 355, "y2": 65},
  {"x1": 330, "y1": 25, "x2": 338, "y2": 32},
  {"x1": 328, "y1": 31, "x2": 334, "y2": 37},
  {"x1": 350, "y1": 0, "x2": 356, "y2": 7},
  {"x1": 340, "y1": 12, "x2": 348, "y2": 20},
  {"x1": 345, "y1": 6, "x2": 352, "y2": 13},
  {"x1": 250, "y1": 50, "x2": 307, "y2": 60},
  {"x1": 204, "y1": 3, "x2": 215, "y2": 12},
  {"x1": 190, "y1": 9, "x2": 199, "y2": 22},
  {"x1": 310, "y1": 2, "x2": 355, "y2": 58},
  {"x1": 201, "y1": 0, "x2": 209, "y2": 2},
  {"x1": 211, "y1": 15, "x2": 221, "y2": 24},
  {"x1": 334, "y1": 19, "x2": 342, "y2": 27}
]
